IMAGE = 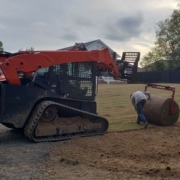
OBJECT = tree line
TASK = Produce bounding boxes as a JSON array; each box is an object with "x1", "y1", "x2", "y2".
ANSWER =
[
  {"x1": 0, "y1": 41, "x2": 34, "y2": 52},
  {"x1": 0, "y1": 41, "x2": 3, "y2": 52},
  {"x1": 140, "y1": 4, "x2": 180, "y2": 71}
]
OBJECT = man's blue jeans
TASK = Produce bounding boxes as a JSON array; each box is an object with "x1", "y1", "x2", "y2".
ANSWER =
[{"x1": 136, "y1": 99, "x2": 147, "y2": 123}]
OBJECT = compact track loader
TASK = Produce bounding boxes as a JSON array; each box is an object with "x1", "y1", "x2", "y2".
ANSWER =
[{"x1": 0, "y1": 46, "x2": 119, "y2": 142}]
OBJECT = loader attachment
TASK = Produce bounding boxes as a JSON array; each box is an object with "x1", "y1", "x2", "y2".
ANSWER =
[{"x1": 118, "y1": 52, "x2": 140, "y2": 82}]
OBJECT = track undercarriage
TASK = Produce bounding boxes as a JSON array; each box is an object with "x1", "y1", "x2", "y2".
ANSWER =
[{"x1": 24, "y1": 101, "x2": 109, "y2": 142}]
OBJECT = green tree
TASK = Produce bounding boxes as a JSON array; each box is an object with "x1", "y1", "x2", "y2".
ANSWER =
[
  {"x1": 0, "y1": 41, "x2": 3, "y2": 52},
  {"x1": 140, "y1": 45, "x2": 165, "y2": 71},
  {"x1": 153, "y1": 61, "x2": 166, "y2": 71},
  {"x1": 141, "y1": 4, "x2": 180, "y2": 70},
  {"x1": 26, "y1": 47, "x2": 34, "y2": 51}
]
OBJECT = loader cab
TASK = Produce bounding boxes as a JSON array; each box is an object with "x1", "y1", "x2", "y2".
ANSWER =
[{"x1": 35, "y1": 62, "x2": 96, "y2": 101}]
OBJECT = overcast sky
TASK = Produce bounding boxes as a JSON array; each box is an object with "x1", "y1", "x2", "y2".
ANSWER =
[{"x1": 0, "y1": 0, "x2": 179, "y2": 60}]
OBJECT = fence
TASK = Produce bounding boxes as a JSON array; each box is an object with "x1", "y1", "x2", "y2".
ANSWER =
[
  {"x1": 136, "y1": 69, "x2": 180, "y2": 83},
  {"x1": 100, "y1": 76, "x2": 127, "y2": 84}
]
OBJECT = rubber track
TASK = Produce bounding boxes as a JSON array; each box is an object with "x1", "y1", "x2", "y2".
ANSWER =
[{"x1": 24, "y1": 101, "x2": 109, "y2": 142}]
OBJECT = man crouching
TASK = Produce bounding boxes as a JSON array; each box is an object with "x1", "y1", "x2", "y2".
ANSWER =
[{"x1": 130, "y1": 91, "x2": 151, "y2": 129}]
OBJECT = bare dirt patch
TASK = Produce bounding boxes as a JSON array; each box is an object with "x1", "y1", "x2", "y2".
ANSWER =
[
  {"x1": 1, "y1": 122, "x2": 180, "y2": 180},
  {"x1": 1, "y1": 83, "x2": 180, "y2": 179}
]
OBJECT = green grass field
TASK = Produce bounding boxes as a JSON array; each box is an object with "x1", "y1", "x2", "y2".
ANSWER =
[{"x1": 96, "y1": 83, "x2": 180, "y2": 132}]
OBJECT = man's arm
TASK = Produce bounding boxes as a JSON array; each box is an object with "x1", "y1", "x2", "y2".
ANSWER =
[
  {"x1": 144, "y1": 92, "x2": 151, "y2": 100},
  {"x1": 131, "y1": 96, "x2": 137, "y2": 111}
]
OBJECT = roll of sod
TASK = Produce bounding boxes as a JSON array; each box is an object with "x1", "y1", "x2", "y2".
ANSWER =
[{"x1": 142, "y1": 96, "x2": 179, "y2": 126}]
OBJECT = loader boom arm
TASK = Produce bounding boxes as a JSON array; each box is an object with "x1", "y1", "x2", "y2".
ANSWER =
[{"x1": 0, "y1": 48, "x2": 119, "y2": 85}]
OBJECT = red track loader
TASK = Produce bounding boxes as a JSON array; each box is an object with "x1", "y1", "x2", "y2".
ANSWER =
[{"x1": 0, "y1": 47, "x2": 119, "y2": 142}]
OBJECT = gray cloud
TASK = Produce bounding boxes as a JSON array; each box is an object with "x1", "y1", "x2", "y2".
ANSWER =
[
  {"x1": 61, "y1": 33, "x2": 79, "y2": 41},
  {"x1": 117, "y1": 14, "x2": 143, "y2": 33},
  {"x1": 104, "y1": 12, "x2": 144, "y2": 42},
  {"x1": 136, "y1": 42, "x2": 152, "y2": 48},
  {"x1": 75, "y1": 17, "x2": 95, "y2": 27},
  {"x1": 0, "y1": 0, "x2": 178, "y2": 57}
]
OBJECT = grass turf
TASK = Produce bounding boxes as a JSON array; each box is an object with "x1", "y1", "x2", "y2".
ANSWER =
[{"x1": 96, "y1": 83, "x2": 180, "y2": 132}]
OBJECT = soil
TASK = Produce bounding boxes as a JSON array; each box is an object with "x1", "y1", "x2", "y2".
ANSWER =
[{"x1": 1, "y1": 122, "x2": 180, "y2": 180}]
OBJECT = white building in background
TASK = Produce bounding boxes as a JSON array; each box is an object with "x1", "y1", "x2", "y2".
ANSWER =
[{"x1": 59, "y1": 39, "x2": 121, "y2": 59}]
